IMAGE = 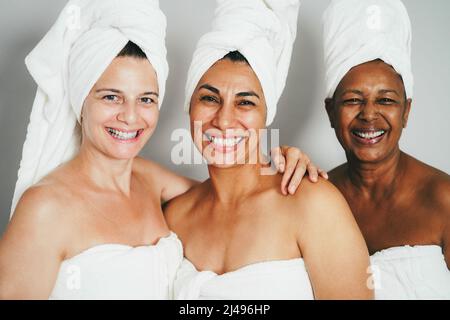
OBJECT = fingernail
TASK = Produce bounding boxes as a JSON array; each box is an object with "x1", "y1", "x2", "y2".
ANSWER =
[{"x1": 289, "y1": 186, "x2": 295, "y2": 194}]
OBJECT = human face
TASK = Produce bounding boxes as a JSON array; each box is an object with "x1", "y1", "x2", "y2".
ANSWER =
[
  {"x1": 189, "y1": 58, "x2": 267, "y2": 168},
  {"x1": 325, "y1": 60, "x2": 412, "y2": 164},
  {"x1": 81, "y1": 56, "x2": 159, "y2": 160}
]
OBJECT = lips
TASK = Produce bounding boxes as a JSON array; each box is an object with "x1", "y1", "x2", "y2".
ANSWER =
[{"x1": 351, "y1": 128, "x2": 387, "y2": 145}]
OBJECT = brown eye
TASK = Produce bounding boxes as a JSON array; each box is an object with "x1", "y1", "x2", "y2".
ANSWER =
[
  {"x1": 140, "y1": 97, "x2": 155, "y2": 105},
  {"x1": 238, "y1": 100, "x2": 255, "y2": 106},
  {"x1": 103, "y1": 95, "x2": 119, "y2": 102},
  {"x1": 378, "y1": 98, "x2": 397, "y2": 105},
  {"x1": 200, "y1": 95, "x2": 219, "y2": 104},
  {"x1": 343, "y1": 98, "x2": 363, "y2": 105}
]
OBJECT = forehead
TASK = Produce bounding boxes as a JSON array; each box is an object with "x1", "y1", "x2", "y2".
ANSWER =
[
  {"x1": 198, "y1": 59, "x2": 263, "y2": 92},
  {"x1": 95, "y1": 57, "x2": 157, "y2": 86},
  {"x1": 336, "y1": 60, "x2": 405, "y2": 95}
]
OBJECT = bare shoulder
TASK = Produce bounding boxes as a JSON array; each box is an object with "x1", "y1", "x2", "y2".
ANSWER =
[
  {"x1": 163, "y1": 180, "x2": 205, "y2": 229},
  {"x1": 408, "y1": 154, "x2": 450, "y2": 214},
  {"x1": 288, "y1": 179, "x2": 371, "y2": 299},
  {"x1": 133, "y1": 156, "x2": 199, "y2": 202},
  {"x1": 11, "y1": 177, "x2": 73, "y2": 233},
  {"x1": 293, "y1": 177, "x2": 352, "y2": 220},
  {"x1": 132, "y1": 156, "x2": 164, "y2": 179},
  {"x1": 0, "y1": 173, "x2": 75, "y2": 298},
  {"x1": 289, "y1": 177, "x2": 364, "y2": 246}
]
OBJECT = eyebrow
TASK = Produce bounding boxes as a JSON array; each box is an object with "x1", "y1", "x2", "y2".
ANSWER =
[
  {"x1": 199, "y1": 84, "x2": 219, "y2": 95},
  {"x1": 378, "y1": 89, "x2": 400, "y2": 97},
  {"x1": 199, "y1": 84, "x2": 260, "y2": 99},
  {"x1": 340, "y1": 89, "x2": 364, "y2": 97},
  {"x1": 236, "y1": 91, "x2": 260, "y2": 99},
  {"x1": 95, "y1": 88, "x2": 158, "y2": 97}
]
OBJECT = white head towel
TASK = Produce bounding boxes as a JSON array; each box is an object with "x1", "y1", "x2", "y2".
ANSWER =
[
  {"x1": 11, "y1": 0, "x2": 168, "y2": 216},
  {"x1": 184, "y1": 0, "x2": 301, "y2": 126},
  {"x1": 323, "y1": 0, "x2": 413, "y2": 98}
]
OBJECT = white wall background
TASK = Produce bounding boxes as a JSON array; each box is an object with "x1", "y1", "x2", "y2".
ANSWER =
[{"x1": 0, "y1": 0, "x2": 449, "y2": 235}]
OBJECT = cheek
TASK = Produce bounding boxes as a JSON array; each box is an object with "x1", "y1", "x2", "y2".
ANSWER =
[
  {"x1": 190, "y1": 104, "x2": 215, "y2": 125},
  {"x1": 82, "y1": 102, "x2": 114, "y2": 133},
  {"x1": 141, "y1": 108, "x2": 159, "y2": 128},
  {"x1": 335, "y1": 110, "x2": 353, "y2": 131},
  {"x1": 237, "y1": 109, "x2": 266, "y2": 129},
  {"x1": 385, "y1": 110, "x2": 404, "y2": 128}
]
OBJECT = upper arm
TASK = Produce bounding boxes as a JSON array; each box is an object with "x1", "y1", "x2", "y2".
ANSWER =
[
  {"x1": 298, "y1": 180, "x2": 373, "y2": 299},
  {"x1": 160, "y1": 169, "x2": 199, "y2": 203},
  {"x1": 0, "y1": 188, "x2": 66, "y2": 299}
]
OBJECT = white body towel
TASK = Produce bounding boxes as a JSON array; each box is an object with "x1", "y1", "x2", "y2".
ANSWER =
[
  {"x1": 174, "y1": 258, "x2": 314, "y2": 300},
  {"x1": 49, "y1": 232, "x2": 183, "y2": 300},
  {"x1": 371, "y1": 245, "x2": 450, "y2": 299}
]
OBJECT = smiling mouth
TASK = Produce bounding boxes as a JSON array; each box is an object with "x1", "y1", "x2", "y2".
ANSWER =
[
  {"x1": 205, "y1": 133, "x2": 245, "y2": 149},
  {"x1": 352, "y1": 129, "x2": 386, "y2": 140},
  {"x1": 106, "y1": 127, "x2": 143, "y2": 141}
]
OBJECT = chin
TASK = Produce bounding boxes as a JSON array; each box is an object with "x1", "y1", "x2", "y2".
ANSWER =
[
  {"x1": 350, "y1": 148, "x2": 389, "y2": 164},
  {"x1": 106, "y1": 147, "x2": 141, "y2": 160}
]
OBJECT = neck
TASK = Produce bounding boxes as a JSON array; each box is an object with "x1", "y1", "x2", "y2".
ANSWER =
[
  {"x1": 207, "y1": 154, "x2": 269, "y2": 206},
  {"x1": 346, "y1": 147, "x2": 406, "y2": 198},
  {"x1": 73, "y1": 142, "x2": 134, "y2": 196}
]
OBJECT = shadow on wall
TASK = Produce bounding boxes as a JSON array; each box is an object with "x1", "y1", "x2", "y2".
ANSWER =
[{"x1": 0, "y1": 34, "x2": 43, "y2": 234}]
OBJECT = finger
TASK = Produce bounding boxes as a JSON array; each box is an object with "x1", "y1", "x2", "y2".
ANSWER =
[
  {"x1": 306, "y1": 163, "x2": 319, "y2": 182},
  {"x1": 281, "y1": 163, "x2": 297, "y2": 195},
  {"x1": 277, "y1": 146, "x2": 291, "y2": 173},
  {"x1": 318, "y1": 169, "x2": 329, "y2": 180},
  {"x1": 270, "y1": 147, "x2": 282, "y2": 172},
  {"x1": 288, "y1": 163, "x2": 307, "y2": 195},
  {"x1": 284, "y1": 148, "x2": 302, "y2": 175}
]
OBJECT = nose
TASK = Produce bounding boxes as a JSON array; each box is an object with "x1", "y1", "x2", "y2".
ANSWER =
[
  {"x1": 117, "y1": 100, "x2": 138, "y2": 125},
  {"x1": 358, "y1": 100, "x2": 379, "y2": 122},
  {"x1": 211, "y1": 99, "x2": 237, "y2": 130}
]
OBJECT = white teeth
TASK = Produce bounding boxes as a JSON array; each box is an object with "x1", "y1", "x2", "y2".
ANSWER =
[
  {"x1": 353, "y1": 130, "x2": 385, "y2": 139},
  {"x1": 208, "y1": 135, "x2": 244, "y2": 147},
  {"x1": 107, "y1": 128, "x2": 139, "y2": 140}
]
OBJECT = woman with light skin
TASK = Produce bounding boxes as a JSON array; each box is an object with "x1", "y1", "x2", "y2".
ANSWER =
[
  {"x1": 323, "y1": 0, "x2": 450, "y2": 299},
  {"x1": 0, "y1": 1, "x2": 321, "y2": 299}
]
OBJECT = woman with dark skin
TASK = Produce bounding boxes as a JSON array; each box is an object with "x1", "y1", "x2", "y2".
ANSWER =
[
  {"x1": 322, "y1": 0, "x2": 450, "y2": 299},
  {"x1": 325, "y1": 59, "x2": 450, "y2": 298}
]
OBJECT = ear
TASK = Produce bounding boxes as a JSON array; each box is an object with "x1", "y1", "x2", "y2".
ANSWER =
[
  {"x1": 402, "y1": 98, "x2": 412, "y2": 128},
  {"x1": 325, "y1": 98, "x2": 335, "y2": 129}
]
